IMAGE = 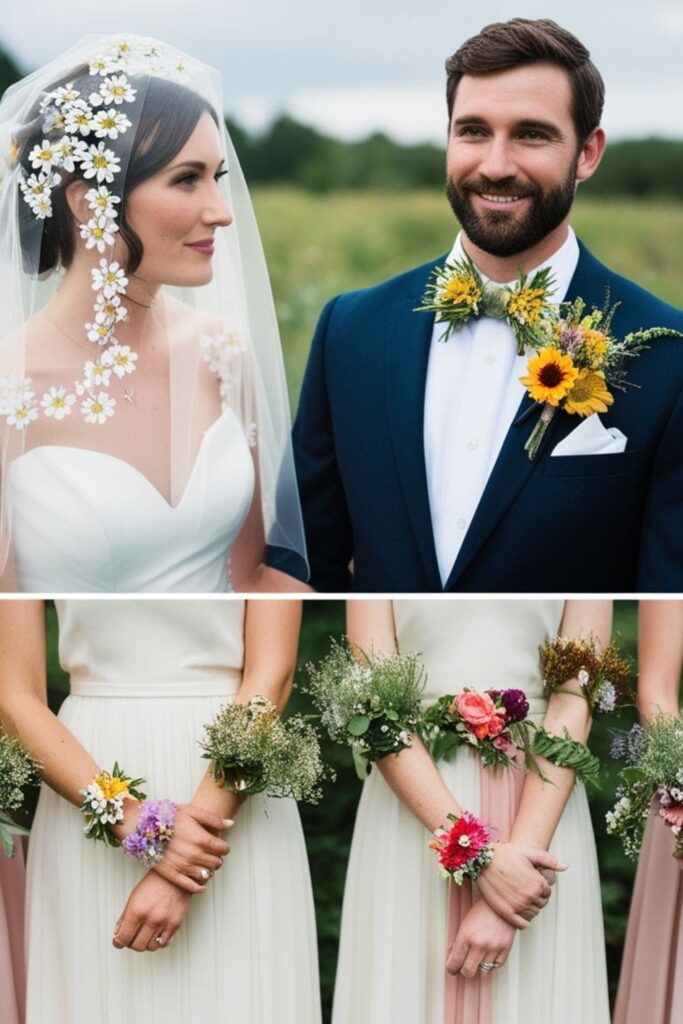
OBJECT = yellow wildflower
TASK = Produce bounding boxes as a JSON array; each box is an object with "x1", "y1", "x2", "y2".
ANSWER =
[
  {"x1": 507, "y1": 286, "x2": 548, "y2": 325},
  {"x1": 564, "y1": 370, "x2": 614, "y2": 416},
  {"x1": 94, "y1": 771, "x2": 130, "y2": 801},
  {"x1": 580, "y1": 329, "x2": 609, "y2": 369},
  {"x1": 441, "y1": 273, "x2": 482, "y2": 308}
]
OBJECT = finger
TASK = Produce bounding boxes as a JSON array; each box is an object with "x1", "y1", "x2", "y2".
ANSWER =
[
  {"x1": 153, "y1": 860, "x2": 207, "y2": 894},
  {"x1": 445, "y1": 935, "x2": 469, "y2": 976},
  {"x1": 131, "y1": 923, "x2": 158, "y2": 953},
  {"x1": 519, "y1": 906, "x2": 538, "y2": 922},
  {"x1": 183, "y1": 805, "x2": 234, "y2": 834},
  {"x1": 526, "y1": 848, "x2": 568, "y2": 872},
  {"x1": 147, "y1": 931, "x2": 168, "y2": 952},
  {"x1": 492, "y1": 946, "x2": 510, "y2": 968},
  {"x1": 460, "y1": 946, "x2": 485, "y2": 980},
  {"x1": 538, "y1": 867, "x2": 557, "y2": 886},
  {"x1": 113, "y1": 915, "x2": 140, "y2": 949}
]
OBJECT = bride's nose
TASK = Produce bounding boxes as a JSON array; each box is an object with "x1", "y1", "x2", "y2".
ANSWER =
[{"x1": 203, "y1": 189, "x2": 232, "y2": 228}]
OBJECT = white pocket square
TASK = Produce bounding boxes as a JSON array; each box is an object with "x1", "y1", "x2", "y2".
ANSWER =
[{"x1": 550, "y1": 414, "x2": 627, "y2": 457}]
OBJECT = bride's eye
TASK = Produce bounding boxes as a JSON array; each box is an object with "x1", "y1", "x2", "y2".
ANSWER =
[{"x1": 173, "y1": 172, "x2": 199, "y2": 187}]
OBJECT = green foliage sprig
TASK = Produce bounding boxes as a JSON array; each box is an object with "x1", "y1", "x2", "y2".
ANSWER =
[
  {"x1": 532, "y1": 726, "x2": 601, "y2": 789},
  {"x1": 303, "y1": 640, "x2": 424, "y2": 780}
]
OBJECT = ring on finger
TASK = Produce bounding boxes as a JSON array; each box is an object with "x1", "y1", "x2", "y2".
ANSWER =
[
  {"x1": 198, "y1": 867, "x2": 213, "y2": 882},
  {"x1": 155, "y1": 935, "x2": 165, "y2": 946},
  {"x1": 479, "y1": 961, "x2": 500, "y2": 972}
]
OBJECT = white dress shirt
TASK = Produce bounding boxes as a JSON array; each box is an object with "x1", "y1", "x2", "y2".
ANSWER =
[{"x1": 424, "y1": 228, "x2": 580, "y2": 585}]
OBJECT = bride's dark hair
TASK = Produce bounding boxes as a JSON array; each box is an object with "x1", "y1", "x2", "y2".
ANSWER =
[{"x1": 17, "y1": 69, "x2": 218, "y2": 274}]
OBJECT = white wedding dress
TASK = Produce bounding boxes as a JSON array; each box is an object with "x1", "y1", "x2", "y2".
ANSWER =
[
  {"x1": 6, "y1": 409, "x2": 254, "y2": 592},
  {"x1": 25, "y1": 599, "x2": 321, "y2": 1024},
  {"x1": 332, "y1": 600, "x2": 609, "y2": 1024}
]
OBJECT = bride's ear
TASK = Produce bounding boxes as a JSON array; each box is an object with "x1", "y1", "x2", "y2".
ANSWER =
[{"x1": 64, "y1": 179, "x2": 91, "y2": 225}]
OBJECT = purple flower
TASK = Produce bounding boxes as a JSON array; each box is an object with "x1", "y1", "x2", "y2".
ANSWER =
[
  {"x1": 122, "y1": 832, "x2": 148, "y2": 857},
  {"x1": 558, "y1": 326, "x2": 582, "y2": 353},
  {"x1": 500, "y1": 689, "x2": 529, "y2": 724}
]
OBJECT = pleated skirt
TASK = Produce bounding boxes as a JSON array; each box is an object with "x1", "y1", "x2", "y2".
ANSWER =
[
  {"x1": 25, "y1": 689, "x2": 321, "y2": 1024},
  {"x1": 332, "y1": 748, "x2": 609, "y2": 1024}
]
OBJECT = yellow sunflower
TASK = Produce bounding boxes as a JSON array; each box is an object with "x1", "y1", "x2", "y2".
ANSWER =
[
  {"x1": 564, "y1": 369, "x2": 614, "y2": 416},
  {"x1": 441, "y1": 273, "x2": 482, "y2": 308},
  {"x1": 519, "y1": 347, "x2": 579, "y2": 406}
]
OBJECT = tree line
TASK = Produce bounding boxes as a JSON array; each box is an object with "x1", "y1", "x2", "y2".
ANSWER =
[{"x1": 2, "y1": 46, "x2": 681, "y2": 197}]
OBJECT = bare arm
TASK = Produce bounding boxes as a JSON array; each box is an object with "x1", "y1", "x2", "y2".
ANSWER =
[
  {"x1": 346, "y1": 600, "x2": 562, "y2": 930},
  {"x1": 509, "y1": 599, "x2": 612, "y2": 851},
  {"x1": 116, "y1": 600, "x2": 304, "y2": 951},
  {"x1": 636, "y1": 600, "x2": 683, "y2": 723}
]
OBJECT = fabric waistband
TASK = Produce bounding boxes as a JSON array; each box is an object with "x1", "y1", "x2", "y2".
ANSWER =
[{"x1": 69, "y1": 675, "x2": 241, "y2": 699}]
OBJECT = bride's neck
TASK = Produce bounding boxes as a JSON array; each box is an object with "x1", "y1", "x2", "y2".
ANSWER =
[{"x1": 48, "y1": 253, "x2": 161, "y2": 335}]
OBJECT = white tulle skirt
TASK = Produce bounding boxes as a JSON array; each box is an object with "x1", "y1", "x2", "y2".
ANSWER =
[
  {"x1": 25, "y1": 689, "x2": 321, "y2": 1024},
  {"x1": 332, "y1": 748, "x2": 609, "y2": 1024}
]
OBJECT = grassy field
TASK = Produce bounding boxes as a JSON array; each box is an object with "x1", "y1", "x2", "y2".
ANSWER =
[
  {"x1": 251, "y1": 189, "x2": 683, "y2": 408},
  {"x1": 43, "y1": 599, "x2": 642, "y2": 1020}
]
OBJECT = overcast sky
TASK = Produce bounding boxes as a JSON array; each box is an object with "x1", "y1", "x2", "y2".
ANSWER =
[{"x1": 3, "y1": 0, "x2": 682, "y2": 144}]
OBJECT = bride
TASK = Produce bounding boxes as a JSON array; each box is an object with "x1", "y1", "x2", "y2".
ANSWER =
[
  {"x1": 0, "y1": 598, "x2": 321, "y2": 1024},
  {"x1": 332, "y1": 599, "x2": 611, "y2": 1024},
  {"x1": 0, "y1": 34, "x2": 307, "y2": 592}
]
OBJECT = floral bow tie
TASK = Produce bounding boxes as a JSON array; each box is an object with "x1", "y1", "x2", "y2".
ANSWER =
[{"x1": 415, "y1": 254, "x2": 556, "y2": 356}]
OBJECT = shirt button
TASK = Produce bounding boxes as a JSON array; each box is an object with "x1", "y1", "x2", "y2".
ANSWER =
[
  {"x1": 485, "y1": 353, "x2": 496, "y2": 365},
  {"x1": 456, "y1": 518, "x2": 467, "y2": 530},
  {"x1": 468, "y1": 438, "x2": 479, "y2": 450}
]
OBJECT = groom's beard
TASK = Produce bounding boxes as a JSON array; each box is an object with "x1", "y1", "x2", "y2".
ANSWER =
[{"x1": 445, "y1": 166, "x2": 577, "y2": 258}]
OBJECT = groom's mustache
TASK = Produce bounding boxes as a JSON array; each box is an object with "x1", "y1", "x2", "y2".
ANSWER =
[{"x1": 458, "y1": 176, "x2": 540, "y2": 200}]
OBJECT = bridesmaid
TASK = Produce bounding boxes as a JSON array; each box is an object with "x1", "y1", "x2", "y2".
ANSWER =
[
  {"x1": 614, "y1": 600, "x2": 683, "y2": 1024},
  {"x1": 0, "y1": 841, "x2": 26, "y2": 1024}
]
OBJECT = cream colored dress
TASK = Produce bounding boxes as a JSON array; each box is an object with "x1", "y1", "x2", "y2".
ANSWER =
[
  {"x1": 332, "y1": 600, "x2": 609, "y2": 1024},
  {"x1": 25, "y1": 599, "x2": 321, "y2": 1024}
]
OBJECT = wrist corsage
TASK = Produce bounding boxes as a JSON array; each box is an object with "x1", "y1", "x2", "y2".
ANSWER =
[
  {"x1": 0, "y1": 729, "x2": 41, "y2": 857},
  {"x1": 78, "y1": 762, "x2": 146, "y2": 846},
  {"x1": 122, "y1": 798, "x2": 177, "y2": 866},
  {"x1": 532, "y1": 726, "x2": 601, "y2": 788},
  {"x1": 419, "y1": 687, "x2": 533, "y2": 770},
  {"x1": 429, "y1": 811, "x2": 494, "y2": 885},
  {"x1": 539, "y1": 635, "x2": 631, "y2": 714},
  {"x1": 304, "y1": 640, "x2": 424, "y2": 779},
  {"x1": 200, "y1": 695, "x2": 330, "y2": 803},
  {"x1": 607, "y1": 716, "x2": 683, "y2": 860}
]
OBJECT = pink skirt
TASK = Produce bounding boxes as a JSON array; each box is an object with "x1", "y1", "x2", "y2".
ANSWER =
[
  {"x1": 614, "y1": 807, "x2": 683, "y2": 1024},
  {"x1": 0, "y1": 839, "x2": 26, "y2": 1024}
]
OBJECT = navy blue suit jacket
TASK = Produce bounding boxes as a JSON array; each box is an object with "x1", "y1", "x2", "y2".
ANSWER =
[{"x1": 292, "y1": 241, "x2": 683, "y2": 592}]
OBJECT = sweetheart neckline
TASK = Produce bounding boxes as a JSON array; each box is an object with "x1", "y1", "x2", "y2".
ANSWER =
[{"x1": 9, "y1": 409, "x2": 239, "y2": 512}]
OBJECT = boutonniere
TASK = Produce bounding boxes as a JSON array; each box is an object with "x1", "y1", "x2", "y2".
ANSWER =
[
  {"x1": 519, "y1": 298, "x2": 681, "y2": 459},
  {"x1": 415, "y1": 254, "x2": 556, "y2": 355}
]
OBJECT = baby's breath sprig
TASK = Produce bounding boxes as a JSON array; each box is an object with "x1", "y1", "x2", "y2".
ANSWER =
[
  {"x1": 200, "y1": 695, "x2": 331, "y2": 804},
  {"x1": 0, "y1": 729, "x2": 41, "y2": 857}
]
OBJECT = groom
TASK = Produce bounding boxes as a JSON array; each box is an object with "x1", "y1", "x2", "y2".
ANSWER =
[{"x1": 291, "y1": 18, "x2": 683, "y2": 592}]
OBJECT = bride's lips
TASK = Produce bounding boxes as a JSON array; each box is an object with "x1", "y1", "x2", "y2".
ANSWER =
[{"x1": 184, "y1": 238, "x2": 215, "y2": 255}]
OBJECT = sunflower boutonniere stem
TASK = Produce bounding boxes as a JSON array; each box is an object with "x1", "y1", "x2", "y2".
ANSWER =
[{"x1": 519, "y1": 297, "x2": 683, "y2": 460}]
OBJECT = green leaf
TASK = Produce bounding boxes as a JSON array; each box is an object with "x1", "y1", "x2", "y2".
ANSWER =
[
  {"x1": 348, "y1": 715, "x2": 370, "y2": 737},
  {"x1": 351, "y1": 743, "x2": 371, "y2": 780},
  {"x1": 385, "y1": 708, "x2": 399, "y2": 721}
]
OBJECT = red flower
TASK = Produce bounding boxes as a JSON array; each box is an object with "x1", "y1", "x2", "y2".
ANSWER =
[{"x1": 434, "y1": 812, "x2": 491, "y2": 873}]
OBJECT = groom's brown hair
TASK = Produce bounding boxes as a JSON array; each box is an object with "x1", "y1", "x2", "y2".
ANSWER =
[{"x1": 445, "y1": 18, "x2": 605, "y2": 145}]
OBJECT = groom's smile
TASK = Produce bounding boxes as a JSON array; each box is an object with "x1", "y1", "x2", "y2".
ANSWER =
[{"x1": 444, "y1": 62, "x2": 603, "y2": 277}]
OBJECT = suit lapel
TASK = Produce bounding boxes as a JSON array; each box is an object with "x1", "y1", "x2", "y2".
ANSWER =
[
  {"x1": 384, "y1": 258, "x2": 444, "y2": 591},
  {"x1": 442, "y1": 241, "x2": 606, "y2": 590}
]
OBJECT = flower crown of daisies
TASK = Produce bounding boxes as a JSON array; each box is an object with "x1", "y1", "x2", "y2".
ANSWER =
[{"x1": 4, "y1": 37, "x2": 191, "y2": 430}]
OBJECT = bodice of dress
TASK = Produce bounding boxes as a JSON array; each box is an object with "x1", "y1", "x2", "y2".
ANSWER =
[
  {"x1": 392, "y1": 599, "x2": 564, "y2": 721},
  {"x1": 7, "y1": 410, "x2": 254, "y2": 593},
  {"x1": 56, "y1": 599, "x2": 246, "y2": 697}
]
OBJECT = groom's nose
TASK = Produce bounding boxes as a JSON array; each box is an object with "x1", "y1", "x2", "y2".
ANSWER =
[{"x1": 477, "y1": 135, "x2": 519, "y2": 182}]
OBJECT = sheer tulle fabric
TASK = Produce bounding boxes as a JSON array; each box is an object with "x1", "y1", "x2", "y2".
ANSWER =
[
  {"x1": 25, "y1": 600, "x2": 321, "y2": 1023},
  {"x1": 0, "y1": 841, "x2": 26, "y2": 1024},
  {"x1": 0, "y1": 34, "x2": 307, "y2": 586},
  {"x1": 614, "y1": 805, "x2": 683, "y2": 1024},
  {"x1": 332, "y1": 600, "x2": 610, "y2": 1024}
]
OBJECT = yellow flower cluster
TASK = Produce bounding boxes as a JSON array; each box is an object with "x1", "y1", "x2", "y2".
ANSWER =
[
  {"x1": 441, "y1": 273, "x2": 482, "y2": 308},
  {"x1": 507, "y1": 287, "x2": 547, "y2": 325},
  {"x1": 580, "y1": 329, "x2": 608, "y2": 368},
  {"x1": 94, "y1": 771, "x2": 130, "y2": 801},
  {"x1": 520, "y1": 348, "x2": 614, "y2": 416}
]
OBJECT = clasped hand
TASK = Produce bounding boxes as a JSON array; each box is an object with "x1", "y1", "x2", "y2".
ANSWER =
[{"x1": 113, "y1": 804, "x2": 232, "y2": 953}]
